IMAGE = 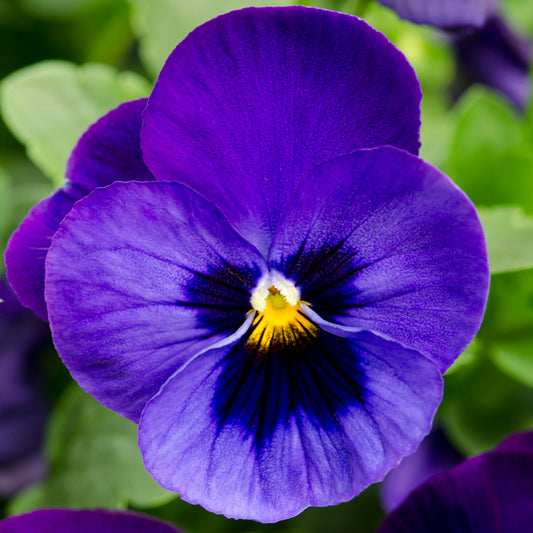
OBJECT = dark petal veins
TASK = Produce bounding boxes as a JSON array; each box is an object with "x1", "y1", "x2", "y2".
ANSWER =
[
  {"x1": 269, "y1": 147, "x2": 489, "y2": 373},
  {"x1": 46, "y1": 181, "x2": 266, "y2": 422},
  {"x1": 377, "y1": 0, "x2": 493, "y2": 29},
  {"x1": 0, "y1": 509, "x2": 184, "y2": 533},
  {"x1": 139, "y1": 322, "x2": 441, "y2": 522},
  {"x1": 141, "y1": 6, "x2": 421, "y2": 254},
  {"x1": 5, "y1": 99, "x2": 153, "y2": 320},
  {"x1": 378, "y1": 433, "x2": 533, "y2": 533},
  {"x1": 453, "y1": 16, "x2": 532, "y2": 112}
]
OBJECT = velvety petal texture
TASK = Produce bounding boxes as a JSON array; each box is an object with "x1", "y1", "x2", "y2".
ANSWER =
[
  {"x1": 377, "y1": 432, "x2": 533, "y2": 533},
  {"x1": 46, "y1": 182, "x2": 266, "y2": 422},
  {"x1": 453, "y1": 16, "x2": 532, "y2": 112},
  {"x1": 140, "y1": 327, "x2": 442, "y2": 522},
  {"x1": 0, "y1": 509, "x2": 184, "y2": 533},
  {"x1": 269, "y1": 147, "x2": 489, "y2": 372},
  {"x1": 0, "y1": 278, "x2": 49, "y2": 497},
  {"x1": 141, "y1": 6, "x2": 421, "y2": 254},
  {"x1": 380, "y1": 428, "x2": 463, "y2": 512},
  {"x1": 377, "y1": 0, "x2": 494, "y2": 29},
  {"x1": 5, "y1": 99, "x2": 153, "y2": 320}
]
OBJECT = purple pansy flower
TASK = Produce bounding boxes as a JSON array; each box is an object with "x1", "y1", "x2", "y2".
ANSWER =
[
  {"x1": 378, "y1": 431, "x2": 533, "y2": 532},
  {"x1": 379, "y1": 427, "x2": 463, "y2": 512},
  {"x1": 5, "y1": 6, "x2": 489, "y2": 522},
  {"x1": 452, "y1": 15, "x2": 532, "y2": 112},
  {"x1": 376, "y1": 0, "x2": 495, "y2": 29},
  {"x1": 0, "y1": 509, "x2": 184, "y2": 533},
  {"x1": 0, "y1": 278, "x2": 49, "y2": 498}
]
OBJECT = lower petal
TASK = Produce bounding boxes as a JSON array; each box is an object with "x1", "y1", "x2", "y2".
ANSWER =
[{"x1": 139, "y1": 325, "x2": 442, "y2": 522}]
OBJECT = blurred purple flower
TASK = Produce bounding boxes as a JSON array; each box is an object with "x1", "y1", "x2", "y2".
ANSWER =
[
  {"x1": 375, "y1": 0, "x2": 531, "y2": 111},
  {"x1": 378, "y1": 431, "x2": 533, "y2": 532},
  {"x1": 452, "y1": 15, "x2": 532, "y2": 112},
  {"x1": 376, "y1": 0, "x2": 495, "y2": 29},
  {"x1": 5, "y1": 6, "x2": 489, "y2": 522},
  {"x1": 380, "y1": 427, "x2": 463, "y2": 512},
  {"x1": 0, "y1": 509, "x2": 184, "y2": 533},
  {"x1": 0, "y1": 278, "x2": 49, "y2": 498}
]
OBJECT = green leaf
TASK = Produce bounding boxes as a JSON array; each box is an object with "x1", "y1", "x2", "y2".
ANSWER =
[
  {"x1": 0, "y1": 61, "x2": 151, "y2": 187},
  {"x1": 0, "y1": 165, "x2": 11, "y2": 236},
  {"x1": 492, "y1": 337, "x2": 533, "y2": 388},
  {"x1": 9, "y1": 383, "x2": 175, "y2": 514},
  {"x1": 447, "y1": 88, "x2": 533, "y2": 213},
  {"x1": 18, "y1": 0, "x2": 113, "y2": 18},
  {"x1": 128, "y1": 0, "x2": 295, "y2": 79},
  {"x1": 478, "y1": 206, "x2": 533, "y2": 274},
  {"x1": 439, "y1": 357, "x2": 533, "y2": 455},
  {"x1": 480, "y1": 269, "x2": 533, "y2": 340},
  {"x1": 0, "y1": 165, "x2": 11, "y2": 271}
]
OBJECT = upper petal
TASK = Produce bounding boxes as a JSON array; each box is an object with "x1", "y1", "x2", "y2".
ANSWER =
[
  {"x1": 5, "y1": 99, "x2": 153, "y2": 320},
  {"x1": 139, "y1": 321, "x2": 441, "y2": 522},
  {"x1": 141, "y1": 6, "x2": 421, "y2": 254},
  {"x1": 0, "y1": 509, "x2": 184, "y2": 533},
  {"x1": 377, "y1": 0, "x2": 493, "y2": 29},
  {"x1": 45, "y1": 181, "x2": 266, "y2": 421},
  {"x1": 269, "y1": 147, "x2": 489, "y2": 373}
]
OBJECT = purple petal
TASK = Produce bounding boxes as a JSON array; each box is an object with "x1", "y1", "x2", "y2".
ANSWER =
[
  {"x1": 45, "y1": 181, "x2": 266, "y2": 422},
  {"x1": 0, "y1": 509, "x2": 184, "y2": 533},
  {"x1": 139, "y1": 324, "x2": 441, "y2": 522},
  {"x1": 453, "y1": 16, "x2": 532, "y2": 112},
  {"x1": 377, "y1": 0, "x2": 494, "y2": 29},
  {"x1": 379, "y1": 428, "x2": 463, "y2": 512},
  {"x1": 496, "y1": 431, "x2": 533, "y2": 454},
  {"x1": 5, "y1": 99, "x2": 153, "y2": 320},
  {"x1": 269, "y1": 147, "x2": 489, "y2": 373},
  {"x1": 378, "y1": 433, "x2": 533, "y2": 532},
  {"x1": 141, "y1": 6, "x2": 421, "y2": 254}
]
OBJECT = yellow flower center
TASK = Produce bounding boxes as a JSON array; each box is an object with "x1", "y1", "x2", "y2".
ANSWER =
[{"x1": 248, "y1": 286, "x2": 317, "y2": 351}]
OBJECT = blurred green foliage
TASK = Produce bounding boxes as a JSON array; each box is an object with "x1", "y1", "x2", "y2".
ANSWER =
[
  {"x1": 0, "y1": 0, "x2": 532, "y2": 531},
  {"x1": 9, "y1": 384, "x2": 174, "y2": 514}
]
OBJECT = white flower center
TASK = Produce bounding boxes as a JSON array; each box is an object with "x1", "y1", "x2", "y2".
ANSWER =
[{"x1": 250, "y1": 271, "x2": 300, "y2": 312}]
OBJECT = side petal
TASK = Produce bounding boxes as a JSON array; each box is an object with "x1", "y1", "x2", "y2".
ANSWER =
[
  {"x1": 0, "y1": 509, "x2": 184, "y2": 533},
  {"x1": 5, "y1": 99, "x2": 153, "y2": 320},
  {"x1": 139, "y1": 325, "x2": 442, "y2": 522},
  {"x1": 269, "y1": 147, "x2": 489, "y2": 373},
  {"x1": 141, "y1": 6, "x2": 421, "y2": 254},
  {"x1": 377, "y1": 0, "x2": 492, "y2": 29},
  {"x1": 377, "y1": 444, "x2": 533, "y2": 532},
  {"x1": 46, "y1": 181, "x2": 266, "y2": 422}
]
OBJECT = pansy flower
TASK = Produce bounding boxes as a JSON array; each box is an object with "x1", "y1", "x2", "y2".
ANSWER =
[
  {"x1": 374, "y1": 0, "x2": 531, "y2": 111},
  {"x1": 376, "y1": 0, "x2": 495, "y2": 30},
  {"x1": 378, "y1": 431, "x2": 533, "y2": 532},
  {"x1": 0, "y1": 278, "x2": 49, "y2": 498},
  {"x1": 5, "y1": 6, "x2": 489, "y2": 522},
  {"x1": 452, "y1": 15, "x2": 532, "y2": 112},
  {"x1": 0, "y1": 509, "x2": 184, "y2": 533}
]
